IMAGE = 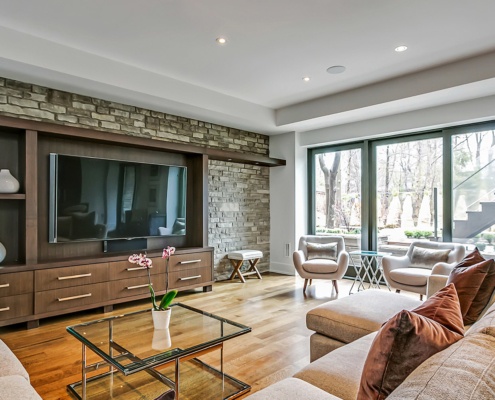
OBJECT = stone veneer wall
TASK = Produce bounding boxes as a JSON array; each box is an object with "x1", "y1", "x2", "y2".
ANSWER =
[{"x1": 0, "y1": 78, "x2": 270, "y2": 279}]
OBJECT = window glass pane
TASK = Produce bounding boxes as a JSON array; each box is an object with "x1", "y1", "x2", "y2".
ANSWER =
[
  {"x1": 376, "y1": 138, "x2": 443, "y2": 256},
  {"x1": 314, "y1": 149, "x2": 362, "y2": 252},
  {"x1": 452, "y1": 129, "x2": 495, "y2": 255}
]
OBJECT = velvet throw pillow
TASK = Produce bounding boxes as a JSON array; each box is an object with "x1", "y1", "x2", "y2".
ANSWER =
[
  {"x1": 447, "y1": 248, "x2": 495, "y2": 325},
  {"x1": 358, "y1": 284, "x2": 464, "y2": 400},
  {"x1": 410, "y1": 246, "x2": 450, "y2": 268},
  {"x1": 306, "y1": 242, "x2": 337, "y2": 261}
]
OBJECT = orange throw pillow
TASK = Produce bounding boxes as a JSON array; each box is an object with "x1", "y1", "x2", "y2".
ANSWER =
[
  {"x1": 447, "y1": 248, "x2": 495, "y2": 325},
  {"x1": 358, "y1": 284, "x2": 464, "y2": 400}
]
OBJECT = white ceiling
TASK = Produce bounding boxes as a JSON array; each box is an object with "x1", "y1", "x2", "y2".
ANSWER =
[{"x1": 0, "y1": 0, "x2": 495, "y2": 135}]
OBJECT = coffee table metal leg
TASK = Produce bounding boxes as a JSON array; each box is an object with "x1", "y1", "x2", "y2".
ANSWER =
[
  {"x1": 175, "y1": 358, "x2": 180, "y2": 400},
  {"x1": 81, "y1": 343, "x2": 87, "y2": 400}
]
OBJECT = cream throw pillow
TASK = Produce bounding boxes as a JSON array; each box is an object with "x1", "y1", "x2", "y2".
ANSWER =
[
  {"x1": 411, "y1": 247, "x2": 450, "y2": 268},
  {"x1": 306, "y1": 242, "x2": 338, "y2": 261}
]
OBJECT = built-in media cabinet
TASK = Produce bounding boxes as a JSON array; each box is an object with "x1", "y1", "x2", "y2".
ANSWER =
[{"x1": 0, "y1": 115, "x2": 285, "y2": 328}]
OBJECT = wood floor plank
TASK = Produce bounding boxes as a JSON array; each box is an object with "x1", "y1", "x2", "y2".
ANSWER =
[{"x1": 0, "y1": 274, "x2": 401, "y2": 399}]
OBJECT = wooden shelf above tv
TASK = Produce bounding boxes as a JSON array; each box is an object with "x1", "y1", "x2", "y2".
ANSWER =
[{"x1": 0, "y1": 115, "x2": 286, "y2": 167}]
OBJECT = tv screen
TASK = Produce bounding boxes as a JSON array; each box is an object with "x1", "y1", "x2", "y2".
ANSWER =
[{"x1": 49, "y1": 154, "x2": 187, "y2": 243}]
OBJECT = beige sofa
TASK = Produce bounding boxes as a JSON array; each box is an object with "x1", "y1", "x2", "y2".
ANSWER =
[
  {"x1": 0, "y1": 340, "x2": 41, "y2": 400},
  {"x1": 246, "y1": 284, "x2": 495, "y2": 399}
]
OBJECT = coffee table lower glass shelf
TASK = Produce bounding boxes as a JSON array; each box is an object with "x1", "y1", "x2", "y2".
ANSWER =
[{"x1": 66, "y1": 303, "x2": 251, "y2": 400}]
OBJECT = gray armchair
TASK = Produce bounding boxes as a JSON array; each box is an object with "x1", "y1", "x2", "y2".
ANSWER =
[
  {"x1": 382, "y1": 241, "x2": 465, "y2": 299},
  {"x1": 293, "y1": 235, "x2": 349, "y2": 294}
]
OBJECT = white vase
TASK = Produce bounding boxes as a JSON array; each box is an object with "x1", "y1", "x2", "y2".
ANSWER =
[
  {"x1": 0, "y1": 169, "x2": 20, "y2": 194},
  {"x1": 152, "y1": 308, "x2": 172, "y2": 330},
  {"x1": 0, "y1": 242, "x2": 5, "y2": 263},
  {"x1": 151, "y1": 328, "x2": 172, "y2": 350}
]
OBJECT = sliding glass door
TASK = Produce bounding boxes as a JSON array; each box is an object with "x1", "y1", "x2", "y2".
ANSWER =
[
  {"x1": 374, "y1": 136, "x2": 443, "y2": 255},
  {"x1": 311, "y1": 145, "x2": 363, "y2": 252},
  {"x1": 452, "y1": 127, "x2": 495, "y2": 253}
]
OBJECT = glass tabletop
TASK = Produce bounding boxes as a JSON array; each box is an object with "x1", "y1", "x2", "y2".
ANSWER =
[
  {"x1": 349, "y1": 250, "x2": 391, "y2": 257},
  {"x1": 67, "y1": 303, "x2": 251, "y2": 375}
]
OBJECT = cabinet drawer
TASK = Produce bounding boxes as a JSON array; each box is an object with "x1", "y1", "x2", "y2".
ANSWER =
[
  {"x1": 35, "y1": 263, "x2": 109, "y2": 291},
  {"x1": 0, "y1": 293, "x2": 33, "y2": 321},
  {"x1": 110, "y1": 274, "x2": 166, "y2": 300},
  {"x1": 169, "y1": 266, "x2": 212, "y2": 289},
  {"x1": 169, "y1": 251, "x2": 212, "y2": 271},
  {"x1": 0, "y1": 271, "x2": 33, "y2": 297},
  {"x1": 109, "y1": 257, "x2": 165, "y2": 280},
  {"x1": 35, "y1": 282, "x2": 109, "y2": 314}
]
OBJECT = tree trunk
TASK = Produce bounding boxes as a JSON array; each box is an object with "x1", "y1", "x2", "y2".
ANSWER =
[{"x1": 318, "y1": 153, "x2": 341, "y2": 228}]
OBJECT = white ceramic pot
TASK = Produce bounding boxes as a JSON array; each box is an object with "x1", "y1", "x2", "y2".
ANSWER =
[
  {"x1": 152, "y1": 308, "x2": 172, "y2": 330},
  {"x1": 0, "y1": 169, "x2": 20, "y2": 194},
  {"x1": 0, "y1": 242, "x2": 5, "y2": 264}
]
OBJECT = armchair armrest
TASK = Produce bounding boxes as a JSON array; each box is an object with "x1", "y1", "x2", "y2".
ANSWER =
[
  {"x1": 336, "y1": 250, "x2": 349, "y2": 275},
  {"x1": 431, "y1": 261, "x2": 456, "y2": 276},
  {"x1": 293, "y1": 250, "x2": 306, "y2": 275},
  {"x1": 381, "y1": 254, "x2": 410, "y2": 274},
  {"x1": 427, "y1": 274, "x2": 449, "y2": 298}
]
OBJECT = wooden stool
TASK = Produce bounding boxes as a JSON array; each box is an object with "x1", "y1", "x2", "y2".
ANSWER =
[{"x1": 228, "y1": 250, "x2": 263, "y2": 283}]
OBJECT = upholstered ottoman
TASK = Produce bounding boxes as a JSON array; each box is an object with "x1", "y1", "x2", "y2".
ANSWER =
[
  {"x1": 228, "y1": 250, "x2": 263, "y2": 282},
  {"x1": 245, "y1": 377, "x2": 339, "y2": 400},
  {"x1": 307, "y1": 290, "x2": 422, "y2": 361}
]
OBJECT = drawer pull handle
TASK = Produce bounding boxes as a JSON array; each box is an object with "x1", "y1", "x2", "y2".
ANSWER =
[
  {"x1": 0, "y1": 307, "x2": 10, "y2": 312},
  {"x1": 126, "y1": 284, "x2": 151, "y2": 290},
  {"x1": 179, "y1": 275, "x2": 201, "y2": 281},
  {"x1": 58, "y1": 293, "x2": 92, "y2": 302},
  {"x1": 58, "y1": 273, "x2": 92, "y2": 280},
  {"x1": 0, "y1": 283, "x2": 10, "y2": 288},
  {"x1": 126, "y1": 266, "x2": 150, "y2": 271},
  {"x1": 179, "y1": 259, "x2": 201, "y2": 265}
]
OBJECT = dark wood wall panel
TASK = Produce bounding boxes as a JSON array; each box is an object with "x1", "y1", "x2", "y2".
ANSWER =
[{"x1": 37, "y1": 135, "x2": 199, "y2": 262}]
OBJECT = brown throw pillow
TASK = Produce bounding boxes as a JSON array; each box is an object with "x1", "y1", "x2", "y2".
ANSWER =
[
  {"x1": 358, "y1": 284, "x2": 464, "y2": 400},
  {"x1": 447, "y1": 248, "x2": 495, "y2": 325},
  {"x1": 306, "y1": 242, "x2": 337, "y2": 261}
]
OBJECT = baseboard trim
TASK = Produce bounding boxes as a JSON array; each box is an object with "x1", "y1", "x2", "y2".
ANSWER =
[{"x1": 270, "y1": 262, "x2": 295, "y2": 276}]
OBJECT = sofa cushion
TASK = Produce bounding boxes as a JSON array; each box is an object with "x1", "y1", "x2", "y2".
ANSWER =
[
  {"x1": 389, "y1": 267, "x2": 431, "y2": 286},
  {"x1": 358, "y1": 284, "x2": 464, "y2": 400},
  {"x1": 467, "y1": 297, "x2": 495, "y2": 337},
  {"x1": 244, "y1": 377, "x2": 340, "y2": 400},
  {"x1": 447, "y1": 257, "x2": 492, "y2": 325},
  {"x1": 307, "y1": 290, "x2": 421, "y2": 345},
  {"x1": 294, "y1": 333, "x2": 376, "y2": 400},
  {"x1": 0, "y1": 340, "x2": 29, "y2": 381},
  {"x1": 0, "y1": 375, "x2": 41, "y2": 400},
  {"x1": 388, "y1": 332, "x2": 495, "y2": 399},
  {"x1": 447, "y1": 248, "x2": 495, "y2": 325}
]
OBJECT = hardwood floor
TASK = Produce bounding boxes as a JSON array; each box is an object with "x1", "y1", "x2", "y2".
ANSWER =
[{"x1": 0, "y1": 274, "x2": 392, "y2": 399}]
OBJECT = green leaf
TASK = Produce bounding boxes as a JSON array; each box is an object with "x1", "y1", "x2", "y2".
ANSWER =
[
  {"x1": 158, "y1": 290, "x2": 178, "y2": 310},
  {"x1": 149, "y1": 284, "x2": 158, "y2": 310}
]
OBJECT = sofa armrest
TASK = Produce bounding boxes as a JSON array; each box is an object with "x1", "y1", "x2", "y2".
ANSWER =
[
  {"x1": 336, "y1": 250, "x2": 349, "y2": 275},
  {"x1": 427, "y1": 274, "x2": 449, "y2": 298}
]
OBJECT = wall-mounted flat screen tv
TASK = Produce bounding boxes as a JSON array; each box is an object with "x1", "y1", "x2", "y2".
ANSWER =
[{"x1": 49, "y1": 154, "x2": 187, "y2": 243}]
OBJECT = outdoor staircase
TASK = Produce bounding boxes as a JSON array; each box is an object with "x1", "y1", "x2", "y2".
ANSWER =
[{"x1": 453, "y1": 201, "x2": 495, "y2": 238}]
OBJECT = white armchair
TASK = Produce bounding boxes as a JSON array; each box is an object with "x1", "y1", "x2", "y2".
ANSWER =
[
  {"x1": 382, "y1": 241, "x2": 465, "y2": 299},
  {"x1": 293, "y1": 235, "x2": 349, "y2": 294}
]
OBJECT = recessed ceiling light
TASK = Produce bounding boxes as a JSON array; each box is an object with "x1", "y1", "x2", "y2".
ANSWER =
[
  {"x1": 302, "y1": 76, "x2": 311, "y2": 82},
  {"x1": 326, "y1": 65, "x2": 346, "y2": 74},
  {"x1": 395, "y1": 45, "x2": 408, "y2": 52},
  {"x1": 216, "y1": 37, "x2": 227, "y2": 45}
]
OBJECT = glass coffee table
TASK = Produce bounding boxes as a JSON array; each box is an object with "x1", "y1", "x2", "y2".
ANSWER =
[{"x1": 66, "y1": 303, "x2": 251, "y2": 400}]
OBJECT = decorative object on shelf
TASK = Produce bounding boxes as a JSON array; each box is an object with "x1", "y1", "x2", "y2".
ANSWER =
[
  {"x1": 0, "y1": 169, "x2": 20, "y2": 193},
  {"x1": 0, "y1": 241, "x2": 5, "y2": 263},
  {"x1": 128, "y1": 246, "x2": 178, "y2": 329}
]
